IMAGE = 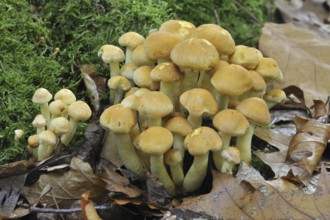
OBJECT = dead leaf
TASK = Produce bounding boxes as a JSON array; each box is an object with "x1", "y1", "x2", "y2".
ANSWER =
[
  {"x1": 259, "y1": 22, "x2": 330, "y2": 108},
  {"x1": 21, "y1": 157, "x2": 106, "y2": 206},
  {"x1": 311, "y1": 99, "x2": 328, "y2": 122},
  {"x1": 286, "y1": 119, "x2": 330, "y2": 177},
  {"x1": 99, "y1": 164, "x2": 142, "y2": 198},
  {"x1": 176, "y1": 167, "x2": 330, "y2": 219}
]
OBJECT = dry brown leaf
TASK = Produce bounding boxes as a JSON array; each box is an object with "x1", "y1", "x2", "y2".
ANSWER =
[
  {"x1": 21, "y1": 157, "x2": 106, "y2": 206},
  {"x1": 286, "y1": 119, "x2": 330, "y2": 177},
  {"x1": 176, "y1": 166, "x2": 330, "y2": 219},
  {"x1": 99, "y1": 164, "x2": 143, "y2": 198},
  {"x1": 259, "y1": 22, "x2": 330, "y2": 108}
]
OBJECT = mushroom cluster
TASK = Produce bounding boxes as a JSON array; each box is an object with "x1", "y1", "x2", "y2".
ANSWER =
[
  {"x1": 98, "y1": 19, "x2": 286, "y2": 196},
  {"x1": 27, "y1": 88, "x2": 92, "y2": 161}
]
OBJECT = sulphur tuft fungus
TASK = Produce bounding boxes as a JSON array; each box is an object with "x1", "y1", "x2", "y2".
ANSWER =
[
  {"x1": 236, "y1": 97, "x2": 271, "y2": 164},
  {"x1": 32, "y1": 88, "x2": 53, "y2": 126},
  {"x1": 221, "y1": 146, "x2": 241, "y2": 175},
  {"x1": 164, "y1": 149, "x2": 184, "y2": 187},
  {"x1": 61, "y1": 100, "x2": 92, "y2": 146},
  {"x1": 100, "y1": 104, "x2": 146, "y2": 179},
  {"x1": 137, "y1": 126, "x2": 176, "y2": 196},
  {"x1": 183, "y1": 127, "x2": 222, "y2": 193},
  {"x1": 98, "y1": 44, "x2": 125, "y2": 77}
]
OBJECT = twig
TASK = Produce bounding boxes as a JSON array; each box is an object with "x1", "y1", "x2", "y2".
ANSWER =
[
  {"x1": 29, "y1": 204, "x2": 112, "y2": 213},
  {"x1": 232, "y1": 0, "x2": 263, "y2": 25},
  {"x1": 213, "y1": 9, "x2": 221, "y2": 26}
]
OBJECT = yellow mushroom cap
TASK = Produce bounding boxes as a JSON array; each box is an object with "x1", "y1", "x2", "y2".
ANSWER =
[
  {"x1": 133, "y1": 66, "x2": 159, "y2": 90},
  {"x1": 254, "y1": 57, "x2": 283, "y2": 83},
  {"x1": 97, "y1": 44, "x2": 125, "y2": 64},
  {"x1": 32, "y1": 88, "x2": 52, "y2": 104},
  {"x1": 159, "y1": 19, "x2": 196, "y2": 39},
  {"x1": 49, "y1": 100, "x2": 68, "y2": 117},
  {"x1": 165, "y1": 115, "x2": 193, "y2": 136},
  {"x1": 54, "y1": 88, "x2": 76, "y2": 105},
  {"x1": 212, "y1": 109, "x2": 249, "y2": 136},
  {"x1": 32, "y1": 114, "x2": 46, "y2": 128},
  {"x1": 137, "y1": 126, "x2": 173, "y2": 156},
  {"x1": 192, "y1": 25, "x2": 235, "y2": 56},
  {"x1": 180, "y1": 88, "x2": 218, "y2": 118},
  {"x1": 184, "y1": 127, "x2": 222, "y2": 156},
  {"x1": 100, "y1": 104, "x2": 137, "y2": 134},
  {"x1": 247, "y1": 70, "x2": 267, "y2": 93},
  {"x1": 165, "y1": 149, "x2": 182, "y2": 166},
  {"x1": 211, "y1": 64, "x2": 253, "y2": 97},
  {"x1": 28, "y1": 135, "x2": 39, "y2": 149},
  {"x1": 68, "y1": 101, "x2": 92, "y2": 122},
  {"x1": 48, "y1": 117, "x2": 71, "y2": 136},
  {"x1": 136, "y1": 91, "x2": 173, "y2": 119},
  {"x1": 236, "y1": 97, "x2": 271, "y2": 126},
  {"x1": 118, "y1": 31, "x2": 145, "y2": 50},
  {"x1": 108, "y1": 75, "x2": 132, "y2": 91},
  {"x1": 131, "y1": 44, "x2": 155, "y2": 67},
  {"x1": 150, "y1": 62, "x2": 183, "y2": 83},
  {"x1": 229, "y1": 45, "x2": 263, "y2": 69},
  {"x1": 144, "y1": 31, "x2": 182, "y2": 61},
  {"x1": 120, "y1": 63, "x2": 137, "y2": 81},
  {"x1": 221, "y1": 146, "x2": 240, "y2": 164},
  {"x1": 38, "y1": 130, "x2": 56, "y2": 146},
  {"x1": 264, "y1": 88, "x2": 287, "y2": 104},
  {"x1": 171, "y1": 38, "x2": 219, "y2": 71}
]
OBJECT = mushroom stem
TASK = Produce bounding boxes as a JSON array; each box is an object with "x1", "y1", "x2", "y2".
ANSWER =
[
  {"x1": 218, "y1": 94, "x2": 229, "y2": 111},
  {"x1": 169, "y1": 162, "x2": 184, "y2": 187},
  {"x1": 150, "y1": 155, "x2": 176, "y2": 196},
  {"x1": 196, "y1": 70, "x2": 206, "y2": 88},
  {"x1": 212, "y1": 134, "x2": 230, "y2": 171},
  {"x1": 236, "y1": 123, "x2": 255, "y2": 164},
  {"x1": 147, "y1": 117, "x2": 162, "y2": 127},
  {"x1": 125, "y1": 48, "x2": 133, "y2": 64},
  {"x1": 110, "y1": 62, "x2": 120, "y2": 78},
  {"x1": 60, "y1": 118, "x2": 78, "y2": 147},
  {"x1": 182, "y1": 154, "x2": 209, "y2": 193},
  {"x1": 39, "y1": 103, "x2": 51, "y2": 126},
  {"x1": 116, "y1": 133, "x2": 146, "y2": 179},
  {"x1": 187, "y1": 114, "x2": 202, "y2": 129},
  {"x1": 173, "y1": 134, "x2": 185, "y2": 159},
  {"x1": 180, "y1": 69, "x2": 199, "y2": 95},
  {"x1": 221, "y1": 160, "x2": 235, "y2": 174}
]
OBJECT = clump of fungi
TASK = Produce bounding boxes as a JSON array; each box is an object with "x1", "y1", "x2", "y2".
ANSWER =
[
  {"x1": 28, "y1": 88, "x2": 92, "y2": 161},
  {"x1": 96, "y1": 19, "x2": 287, "y2": 197}
]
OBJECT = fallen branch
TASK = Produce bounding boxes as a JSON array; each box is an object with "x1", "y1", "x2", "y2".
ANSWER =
[{"x1": 29, "y1": 204, "x2": 111, "y2": 213}]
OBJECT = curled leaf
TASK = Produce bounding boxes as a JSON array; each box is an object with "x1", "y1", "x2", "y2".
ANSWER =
[
  {"x1": 286, "y1": 119, "x2": 330, "y2": 178},
  {"x1": 81, "y1": 191, "x2": 102, "y2": 220}
]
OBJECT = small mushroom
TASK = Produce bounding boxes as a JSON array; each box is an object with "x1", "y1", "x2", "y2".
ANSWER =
[
  {"x1": 27, "y1": 134, "x2": 39, "y2": 159},
  {"x1": 210, "y1": 64, "x2": 253, "y2": 110},
  {"x1": 183, "y1": 127, "x2": 222, "y2": 193},
  {"x1": 118, "y1": 31, "x2": 145, "y2": 64},
  {"x1": 32, "y1": 114, "x2": 46, "y2": 134},
  {"x1": 150, "y1": 62, "x2": 183, "y2": 111},
  {"x1": 54, "y1": 88, "x2": 76, "y2": 106},
  {"x1": 212, "y1": 109, "x2": 249, "y2": 171},
  {"x1": 164, "y1": 114, "x2": 193, "y2": 158},
  {"x1": 144, "y1": 31, "x2": 182, "y2": 64},
  {"x1": 100, "y1": 104, "x2": 146, "y2": 179},
  {"x1": 263, "y1": 88, "x2": 287, "y2": 109},
  {"x1": 32, "y1": 88, "x2": 53, "y2": 126},
  {"x1": 98, "y1": 44, "x2": 125, "y2": 77},
  {"x1": 133, "y1": 66, "x2": 160, "y2": 91},
  {"x1": 236, "y1": 97, "x2": 271, "y2": 164},
  {"x1": 170, "y1": 38, "x2": 219, "y2": 94},
  {"x1": 159, "y1": 19, "x2": 196, "y2": 39},
  {"x1": 221, "y1": 146, "x2": 241, "y2": 175},
  {"x1": 254, "y1": 57, "x2": 283, "y2": 83},
  {"x1": 37, "y1": 130, "x2": 57, "y2": 161},
  {"x1": 61, "y1": 100, "x2": 92, "y2": 146},
  {"x1": 164, "y1": 149, "x2": 184, "y2": 187},
  {"x1": 180, "y1": 88, "x2": 218, "y2": 129},
  {"x1": 228, "y1": 45, "x2": 263, "y2": 70},
  {"x1": 136, "y1": 91, "x2": 173, "y2": 128},
  {"x1": 137, "y1": 126, "x2": 176, "y2": 196},
  {"x1": 48, "y1": 116, "x2": 71, "y2": 149},
  {"x1": 49, "y1": 99, "x2": 68, "y2": 119},
  {"x1": 108, "y1": 75, "x2": 132, "y2": 104}
]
